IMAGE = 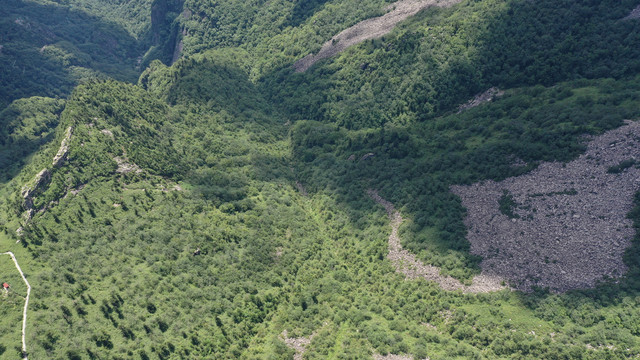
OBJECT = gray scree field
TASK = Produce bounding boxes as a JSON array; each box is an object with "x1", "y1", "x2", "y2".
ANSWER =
[{"x1": 451, "y1": 121, "x2": 640, "y2": 292}]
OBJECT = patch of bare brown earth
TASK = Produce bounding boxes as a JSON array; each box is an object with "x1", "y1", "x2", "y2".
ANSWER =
[
  {"x1": 367, "y1": 190, "x2": 507, "y2": 293},
  {"x1": 451, "y1": 121, "x2": 640, "y2": 292},
  {"x1": 294, "y1": 0, "x2": 463, "y2": 72},
  {"x1": 457, "y1": 87, "x2": 504, "y2": 113}
]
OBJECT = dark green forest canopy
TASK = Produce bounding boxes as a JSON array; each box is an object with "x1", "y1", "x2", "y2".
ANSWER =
[
  {"x1": 0, "y1": 0, "x2": 184, "y2": 108},
  {"x1": 1, "y1": 0, "x2": 640, "y2": 359},
  {"x1": 264, "y1": 0, "x2": 640, "y2": 129}
]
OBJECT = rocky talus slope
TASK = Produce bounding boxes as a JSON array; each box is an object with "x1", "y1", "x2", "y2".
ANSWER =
[
  {"x1": 451, "y1": 121, "x2": 640, "y2": 292},
  {"x1": 624, "y1": 4, "x2": 640, "y2": 20},
  {"x1": 294, "y1": 0, "x2": 462, "y2": 72},
  {"x1": 368, "y1": 190, "x2": 506, "y2": 293}
]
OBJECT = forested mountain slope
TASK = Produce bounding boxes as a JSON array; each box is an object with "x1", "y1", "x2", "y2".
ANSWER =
[
  {"x1": 0, "y1": 0, "x2": 183, "y2": 108},
  {"x1": 2, "y1": 0, "x2": 640, "y2": 359}
]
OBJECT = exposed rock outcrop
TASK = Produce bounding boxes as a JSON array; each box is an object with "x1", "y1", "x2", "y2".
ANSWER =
[
  {"x1": 451, "y1": 121, "x2": 640, "y2": 292},
  {"x1": 21, "y1": 169, "x2": 50, "y2": 212},
  {"x1": 281, "y1": 329, "x2": 317, "y2": 360},
  {"x1": 457, "y1": 87, "x2": 504, "y2": 113},
  {"x1": 295, "y1": 181, "x2": 308, "y2": 196},
  {"x1": 294, "y1": 0, "x2": 463, "y2": 72},
  {"x1": 373, "y1": 353, "x2": 423, "y2": 360},
  {"x1": 361, "y1": 153, "x2": 375, "y2": 161},
  {"x1": 172, "y1": 40, "x2": 183, "y2": 64},
  {"x1": 19, "y1": 126, "x2": 73, "y2": 222},
  {"x1": 623, "y1": 4, "x2": 640, "y2": 20},
  {"x1": 114, "y1": 157, "x2": 143, "y2": 174},
  {"x1": 52, "y1": 126, "x2": 73, "y2": 167},
  {"x1": 100, "y1": 129, "x2": 114, "y2": 139}
]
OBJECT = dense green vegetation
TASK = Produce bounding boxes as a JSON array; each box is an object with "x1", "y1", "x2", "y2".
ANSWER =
[
  {"x1": 0, "y1": 97, "x2": 65, "y2": 182},
  {"x1": 289, "y1": 76, "x2": 640, "y2": 280},
  {"x1": 2, "y1": 0, "x2": 640, "y2": 359},
  {"x1": 265, "y1": 0, "x2": 640, "y2": 129},
  {"x1": 0, "y1": 0, "x2": 184, "y2": 108}
]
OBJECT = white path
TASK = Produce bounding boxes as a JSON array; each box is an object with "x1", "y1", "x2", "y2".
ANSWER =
[{"x1": 1, "y1": 252, "x2": 30, "y2": 359}]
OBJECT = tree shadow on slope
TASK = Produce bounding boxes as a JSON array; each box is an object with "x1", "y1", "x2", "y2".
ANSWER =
[
  {"x1": 260, "y1": 0, "x2": 640, "y2": 283},
  {"x1": 0, "y1": 97, "x2": 65, "y2": 184},
  {"x1": 139, "y1": 52, "x2": 296, "y2": 207},
  {"x1": 0, "y1": 0, "x2": 142, "y2": 107},
  {"x1": 284, "y1": 0, "x2": 333, "y2": 28}
]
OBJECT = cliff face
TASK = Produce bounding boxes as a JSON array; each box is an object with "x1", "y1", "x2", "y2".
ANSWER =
[{"x1": 150, "y1": 0, "x2": 185, "y2": 64}]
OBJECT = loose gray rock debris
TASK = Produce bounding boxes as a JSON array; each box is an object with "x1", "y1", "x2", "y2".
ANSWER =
[
  {"x1": 457, "y1": 87, "x2": 504, "y2": 113},
  {"x1": 451, "y1": 121, "x2": 640, "y2": 292},
  {"x1": 294, "y1": 0, "x2": 463, "y2": 72},
  {"x1": 623, "y1": 4, "x2": 640, "y2": 20},
  {"x1": 281, "y1": 330, "x2": 317, "y2": 360},
  {"x1": 368, "y1": 190, "x2": 506, "y2": 293}
]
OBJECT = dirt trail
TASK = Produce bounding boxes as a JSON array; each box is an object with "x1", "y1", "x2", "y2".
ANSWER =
[
  {"x1": 367, "y1": 190, "x2": 506, "y2": 293},
  {"x1": 1, "y1": 252, "x2": 30, "y2": 359},
  {"x1": 294, "y1": 0, "x2": 462, "y2": 72}
]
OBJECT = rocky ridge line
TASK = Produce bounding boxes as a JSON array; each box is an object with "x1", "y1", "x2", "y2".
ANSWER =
[{"x1": 19, "y1": 126, "x2": 73, "y2": 225}]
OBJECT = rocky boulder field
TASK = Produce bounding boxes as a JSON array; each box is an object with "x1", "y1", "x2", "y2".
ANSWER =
[{"x1": 452, "y1": 121, "x2": 640, "y2": 292}]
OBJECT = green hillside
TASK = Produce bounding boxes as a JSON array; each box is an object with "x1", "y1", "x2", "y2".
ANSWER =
[{"x1": 1, "y1": 0, "x2": 640, "y2": 359}]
